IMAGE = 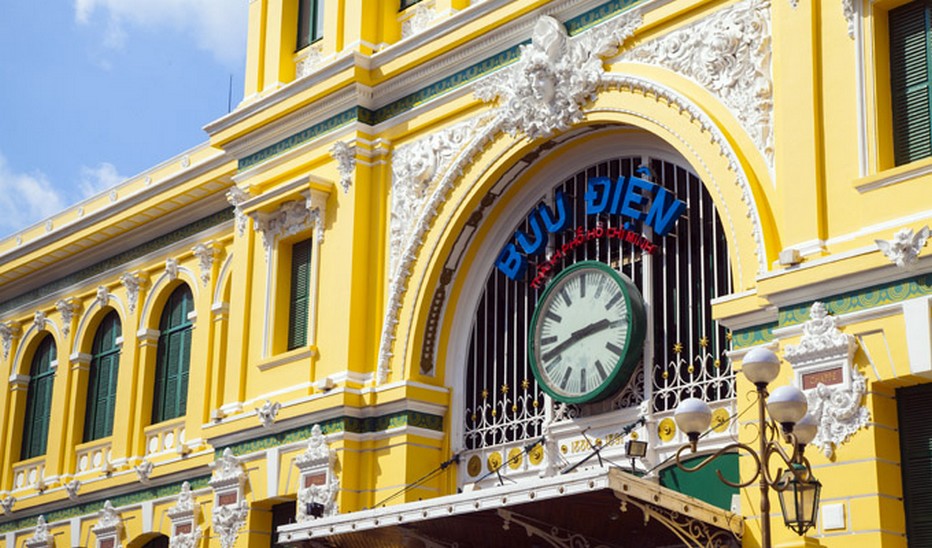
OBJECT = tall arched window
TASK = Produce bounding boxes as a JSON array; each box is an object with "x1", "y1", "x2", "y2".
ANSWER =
[
  {"x1": 84, "y1": 311, "x2": 122, "y2": 441},
  {"x1": 462, "y1": 156, "x2": 733, "y2": 450},
  {"x1": 22, "y1": 335, "x2": 56, "y2": 460},
  {"x1": 153, "y1": 285, "x2": 193, "y2": 423}
]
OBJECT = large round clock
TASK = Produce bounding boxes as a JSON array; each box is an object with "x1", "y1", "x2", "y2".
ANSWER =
[{"x1": 528, "y1": 261, "x2": 646, "y2": 404}]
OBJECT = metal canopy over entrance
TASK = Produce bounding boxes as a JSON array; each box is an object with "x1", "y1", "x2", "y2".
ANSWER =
[{"x1": 278, "y1": 469, "x2": 742, "y2": 547}]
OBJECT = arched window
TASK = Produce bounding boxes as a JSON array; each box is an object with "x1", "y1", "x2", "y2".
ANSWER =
[
  {"x1": 22, "y1": 335, "x2": 56, "y2": 460},
  {"x1": 462, "y1": 156, "x2": 733, "y2": 450},
  {"x1": 153, "y1": 285, "x2": 193, "y2": 423},
  {"x1": 84, "y1": 311, "x2": 122, "y2": 441}
]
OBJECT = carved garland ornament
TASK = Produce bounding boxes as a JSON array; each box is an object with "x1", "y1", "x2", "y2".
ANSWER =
[
  {"x1": 618, "y1": 0, "x2": 774, "y2": 167},
  {"x1": 55, "y1": 299, "x2": 80, "y2": 337},
  {"x1": 226, "y1": 187, "x2": 250, "y2": 237},
  {"x1": 119, "y1": 273, "x2": 147, "y2": 315},
  {"x1": 378, "y1": 12, "x2": 768, "y2": 382},
  {"x1": 252, "y1": 192, "x2": 327, "y2": 260},
  {"x1": 192, "y1": 242, "x2": 223, "y2": 287},
  {"x1": 0, "y1": 322, "x2": 19, "y2": 360},
  {"x1": 784, "y1": 302, "x2": 867, "y2": 458},
  {"x1": 330, "y1": 141, "x2": 356, "y2": 194}
]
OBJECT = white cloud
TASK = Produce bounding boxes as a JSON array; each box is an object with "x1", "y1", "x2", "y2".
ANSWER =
[
  {"x1": 79, "y1": 162, "x2": 126, "y2": 198},
  {"x1": 75, "y1": 0, "x2": 247, "y2": 67},
  {"x1": 0, "y1": 153, "x2": 66, "y2": 236}
]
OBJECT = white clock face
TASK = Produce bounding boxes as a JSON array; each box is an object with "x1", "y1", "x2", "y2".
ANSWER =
[{"x1": 529, "y1": 262, "x2": 644, "y2": 403}]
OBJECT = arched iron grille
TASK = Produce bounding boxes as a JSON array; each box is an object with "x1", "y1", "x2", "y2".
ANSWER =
[{"x1": 463, "y1": 156, "x2": 734, "y2": 451}]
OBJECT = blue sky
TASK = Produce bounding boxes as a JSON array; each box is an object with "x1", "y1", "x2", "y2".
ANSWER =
[{"x1": 0, "y1": 1, "x2": 248, "y2": 237}]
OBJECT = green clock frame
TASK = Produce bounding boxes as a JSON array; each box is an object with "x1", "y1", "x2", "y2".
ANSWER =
[{"x1": 527, "y1": 261, "x2": 647, "y2": 404}]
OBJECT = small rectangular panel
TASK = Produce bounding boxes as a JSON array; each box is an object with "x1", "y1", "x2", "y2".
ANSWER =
[
  {"x1": 218, "y1": 492, "x2": 238, "y2": 506},
  {"x1": 801, "y1": 367, "x2": 843, "y2": 390},
  {"x1": 304, "y1": 473, "x2": 326, "y2": 487},
  {"x1": 175, "y1": 523, "x2": 192, "y2": 535}
]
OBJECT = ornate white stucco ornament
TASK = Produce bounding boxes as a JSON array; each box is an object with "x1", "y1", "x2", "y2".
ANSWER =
[
  {"x1": 784, "y1": 302, "x2": 867, "y2": 458},
  {"x1": 134, "y1": 460, "x2": 154, "y2": 484},
  {"x1": 784, "y1": 302, "x2": 856, "y2": 365},
  {"x1": 212, "y1": 502, "x2": 248, "y2": 548},
  {"x1": 63, "y1": 478, "x2": 81, "y2": 501},
  {"x1": 842, "y1": 0, "x2": 856, "y2": 38},
  {"x1": 256, "y1": 400, "x2": 281, "y2": 429},
  {"x1": 0, "y1": 493, "x2": 15, "y2": 515},
  {"x1": 168, "y1": 482, "x2": 202, "y2": 548},
  {"x1": 165, "y1": 258, "x2": 180, "y2": 281},
  {"x1": 296, "y1": 42, "x2": 325, "y2": 79},
  {"x1": 25, "y1": 516, "x2": 53, "y2": 548},
  {"x1": 876, "y1": 225, "x2": 930, "y2": 270},
  {"x1": 252, "y1": 194, "x2": 326, "y2": 260},
  {"x1": 55, "y1": 299, "x2": 80, "y2": 337},
  {"x1": 170, "y1": 481, "x2": 198, "y2": 516},
  {"x1": 192, "y1": 242, "x2": 222, "y2": 287},
  {"x1": 0, "y1": 323, "x2": 15, "y2": 361},
  {"x1": 210, "y1": 449, "x2": 249, "y2": 548},
  {"x1": 295, "y1": 425, "x2": 340, "y2": 522},
  {"x1": 330, "y1": 141, "x2": 356, "y2": 194},
  {"x1": 119, "y1": 273, "x2": 147, "y2": 315},
  {"x1": 92, "y1": 501, "x2": 124, "y2": 548},
  {"x1": 211, "y1": 448, "x2": 245, "y2": 484},
  {"x1": 226, "y1": 187, "x2": 250, "y2": 237},
  {"x1": 390, "y1": 118, "x2": 479, "y2": 275},
  {"x1": 33, "y1": 310, "x2": 47, "y2": 332},
  {"x1": 475, "y1": 12, "x2": 641, "y2": 141},
  {"x1": 619, "y1": 0, "x2": 774, "y2": 167},
  {"x1": 96, "y1": 286, "x2": 110, "y2": 309},
  {"x1": 401, "y1": 3, "x2": 438, "y2": 39}
]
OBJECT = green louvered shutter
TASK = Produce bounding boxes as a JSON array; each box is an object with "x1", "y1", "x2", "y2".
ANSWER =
[
  {"x1": 288, "y1": 239, "x2": 312, "y2": 350},
  {"x1": 22, "y1": 337, "x2": 55, "y2": 460},
  {"x1": 898, "y1": 384, "x2": 932, "y2": 546},
  {"x1": 891, "y1": 1, "x2": 932, "y2": 165},
  {"x1": 153, "y1": 286, "x2": 193, "y2": 423},
  {"x1": 85, "y1": 311, "x2": 121, "y2": 441}
]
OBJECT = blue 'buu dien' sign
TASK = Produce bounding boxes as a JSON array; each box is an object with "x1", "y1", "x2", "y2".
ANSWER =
[{"x1": 496, "y1": 171, "x2": 687, "y2": 280}]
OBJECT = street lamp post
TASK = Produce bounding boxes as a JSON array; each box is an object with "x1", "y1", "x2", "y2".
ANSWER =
[{"x1": 673, "y1": 347, "x2": 822, "y2": 547}]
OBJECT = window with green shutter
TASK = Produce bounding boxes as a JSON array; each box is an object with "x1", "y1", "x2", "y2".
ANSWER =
[
  {"x1": 890, "y1": 0, "x2": 932, "y2": 165},
  {"x1": 297, "y1": 0, "x2": 324, "y2": 51},
  {"x1": 84, "y1": 311, "x2": 122, "y2": 442},
  {"x1": 152, "y1": 285, "x2": 194, "y2": 424},
  {"x1": 288, "y1": 238, "x2": 312, "y2": 350},
  {"x1": 898, "y1": 383, "x2": 932, "y2": 546},
  {"x1": 21, "y1": 335, "x2": 56, "y2": 460}
]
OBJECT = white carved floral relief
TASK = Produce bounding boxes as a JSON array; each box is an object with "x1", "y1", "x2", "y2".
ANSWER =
[
  {"x1": 618, "y1": 0, "x2": 774, "y2": 168},
  {"x1": 784, "y1": 302, "x2": 867, "y2": 458}
]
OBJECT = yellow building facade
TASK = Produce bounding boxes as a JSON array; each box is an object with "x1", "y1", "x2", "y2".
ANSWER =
[{"x1": 0, "y1": 0, "x2": 930, "y2": 546}]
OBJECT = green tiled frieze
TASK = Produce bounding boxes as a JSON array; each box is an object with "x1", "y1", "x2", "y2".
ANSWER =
[
  {"x1": 731, "y1": 273, "x2": 932, "y2": 348},
  {"x1": 237, "y1": 0, "x2": 648, "y2": 171},
  {"x1": 731, "y1": 322, "x2": 777, "y2": 349},
  {"x1": 778, "y1": 273, "x2": 932, "y2": 327},
  {"x1": 0, "y1": 209, "x2": 233, "y2": 316},
  {"x1": 238, "y1": 107, "x2": 362, "y2": 171},
  {"x1": 0, "y1": 476, "x2": 210, "y2": 532},
  {"x1": 220, "y1": 411, "x2": 444, "y2": 457},
  {"x1": 566, "y1": 0, "x2": 642, "y2": 34}
]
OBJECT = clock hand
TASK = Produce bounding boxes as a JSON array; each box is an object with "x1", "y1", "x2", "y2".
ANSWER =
[{"x1": 540, "y1": 319, "x2": 624, "y2": 362}]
